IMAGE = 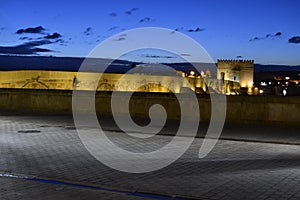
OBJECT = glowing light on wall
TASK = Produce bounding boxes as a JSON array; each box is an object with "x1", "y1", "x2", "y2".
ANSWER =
[{"x1": 247, "y1": 81, "x2": 253, "y2": 87}]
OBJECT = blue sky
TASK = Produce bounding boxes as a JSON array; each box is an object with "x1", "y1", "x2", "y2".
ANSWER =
[{"x1": 1, "y1": 0, "x2": 300, "y2": 65}]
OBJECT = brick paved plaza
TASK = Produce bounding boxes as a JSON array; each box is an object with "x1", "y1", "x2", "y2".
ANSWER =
[{"x1": 1, "y1": 113, "x2": 300, "y2": 199}]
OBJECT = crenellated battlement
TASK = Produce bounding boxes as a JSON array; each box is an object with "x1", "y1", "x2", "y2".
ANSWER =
[
  {"x1": 217, "y1": 59, "x2": 254, "y2": 64},
  {"x1": 217, "y1": 59, "x2": 254, "y2": 89}
]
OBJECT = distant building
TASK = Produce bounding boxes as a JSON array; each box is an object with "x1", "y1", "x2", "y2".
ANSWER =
[
  {"x1": 254, "y1": 71, "x2": 300, "y2": 96},
  {"x1": 217, "y1": 59, "x2": 254, "y2": 88}
]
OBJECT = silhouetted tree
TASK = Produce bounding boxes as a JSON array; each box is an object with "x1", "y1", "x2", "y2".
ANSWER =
[{"x1": 130, "y1": 63, "x2": 136, "y2": 69}]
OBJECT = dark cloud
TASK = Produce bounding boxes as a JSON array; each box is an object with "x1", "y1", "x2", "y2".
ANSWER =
[
  {"x1": 83, "y1": 27, "x2": 92, "y2": 36},
  {"x1": 0, "y1": 40, "x2": 54, "y2": 55},
  {"x1": 44, "y1": 32, "x2": 61, "y2": 39},
  {"x1": 266, "y1": 32, "x2": 281, "y2": 38},
  {"x1": 195, "y1": 28, "x2": 205, "y2": 32},
  {"x1": 16, "y1": 26, "x2": 45, "y2": 34},
  {"x1": 139, "y1": 17, "x2": 154, "y2": 23},
  {"x1": 114, "y1": 37, "x2": 126, "y2": 41},
  {"x1": 113, "y1": 33, "x2": 127, "y2": 41},
  {"x1": 249, "y1": 36, "x2": 262, "y2": 41},
  {"x1": 7, "y1": 26, "x2": 67, "y2": 54},
  {"x1": 187, "y1": 27, "x2": 205, "y2": 32},
  {"x1": 140, "y1": 54, "x2": 176, "y2": 59},
  {"x1": 125, "y1": 7, "x2": 139, "y2": 15},
  {"x1": 19, "y1": 36, "x2": 32, "y2": 40},
  {"x1": 125, "y1": 11, "x2": 132, "y2": 15},
  {"x1": 250, "y1": 31, "x2": 282, "y2": 41},
  {"x1": 288, "y1": 36, "x2": 300, "y2": 44},
  {"x1": 55, "y1": 39, "x2": 67, "y2": 46},
  {"x1": 175, "y1": 27, "x2": 184, "y2": 31},
  {"x1": 109, "y1": 12, "x2": 117, "y2": 17},
  {"x1": 107, "y1": 26, "x2": 119, "y2": 31},
  {"x1": 20, "y1": 40, "x2": 52, "y2": 46},
  {"x1": 265, "y1": 34, "x2": 272, "y2": 38},
  {"x1": 180, "y1": 53, "x2": 191, "y2": 57},
  {"x1": 170, "y1": 27, "x2": 184, "y2": 34}
]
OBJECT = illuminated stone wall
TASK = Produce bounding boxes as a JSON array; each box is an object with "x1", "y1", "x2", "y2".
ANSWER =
[
  {"x1": 0, "y1": 70, "x2": 76, "y2": 90},
  {"x1": 217, "y1": 60, "x2": 254, "y2": 88},
  {"x1": 0, "y1": 70, "x2": 226, "y2": 94}
]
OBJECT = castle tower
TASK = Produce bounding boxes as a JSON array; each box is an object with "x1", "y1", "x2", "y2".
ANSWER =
[{"x1": 217, "y1": 59, "x2": 254, "y2": 88}]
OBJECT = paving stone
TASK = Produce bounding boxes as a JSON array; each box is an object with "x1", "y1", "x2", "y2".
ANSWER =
[{"x1": 0, "y1": 114, "x2": 300, "y2": 199}]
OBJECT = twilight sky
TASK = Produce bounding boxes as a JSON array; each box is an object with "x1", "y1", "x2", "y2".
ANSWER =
[{"x1": 1, "y1": 0, "x2": 300, "y2": 65}]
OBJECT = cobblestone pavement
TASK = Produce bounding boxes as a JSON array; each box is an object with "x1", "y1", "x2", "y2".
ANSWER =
[
  {"x1": 0, "y1": 175, "x2": 153, "y2": 200},
  {"x1": 1, "y1": 114, "x2": 300, "y2": 199}
]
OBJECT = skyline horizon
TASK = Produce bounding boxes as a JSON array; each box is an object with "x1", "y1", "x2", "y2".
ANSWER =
[
  {"x1": 1, "y1": 0, "x2": 300, "y2": 65},
  {"x1": 0, "y1": 54, "x2": 297, "y2": 67}
]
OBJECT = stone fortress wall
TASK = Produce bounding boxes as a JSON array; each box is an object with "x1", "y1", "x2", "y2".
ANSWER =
[
  {"x1": 0, "y1": 60, "x2": 298, "y2": 126},
  {"x1": 0, "y1": 59, "x2": 254, "y2": 95},
  {"x1": 217, "y1": 59, "x2": 254, "y2": 88},
  {"x1": 0, "y1": 70, "x2": 228, "y2": 94}
]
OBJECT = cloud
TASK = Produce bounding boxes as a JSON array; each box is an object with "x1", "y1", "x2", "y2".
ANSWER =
[
  {"x1": 249, "y1": 36, "x2": 262, "y2": 41},
  {"x1": 83, "y1": 27, "x2": 92, "y2": 36},
  {"x1": 140, "y1": 54, "x2": 176, "y2": 59},
  {"x1": 55, "y1": 39, "x2": 67, "y2": 46},
  {"x1": 180, "y1": 53, "x2": 191, "y2": 57},
  {"x1": 107, "y1": 26, "x2": 120, "y2": 31},
  {"x1": 0, "y1": 40, "x2": 54, "y2": 55},
  {"x1": 139, "y1": 17, "x2": 154, "y2": 23},
  {"x1": 125, "y1": 11, "x2": 131, "y2": 15},
  {"x1": 266, "y1": 32, "x2": 281, "y2": 38},
  {"x1": 250, "y1": 31, "x2": 282, "y2": 41},
  {"x1": 109, "y1": 12, "x2": 117, "y2": 17},
  {"x1": 4, "y1": 26, "x2": 67, "y2": 54},
  {"x1": 170, "y1": 27, "x2": 184, "y2": 34},
  {"x1": 23, "y1": 40, "x2": 53, "y2": 46},
  {"x1": 288, "y1": 36, "x2": 300, "y2": 44},
  {"x1": 44, "y1": 32, "x2": 61, "y2": 39},
  {"x1": 19, "y1": 36, "x2": 33, "y2": 40},
  {"x1": 131, "y1": 8, "x2": 139, "y2": 11},
  {"x1": 125, "y1": 7, "x2": 139, "y2": 15},
  {"x1": 113, "y1": 33, "x2": 127, "y2": 41},
  {"x1": 186, "y1": 27, "x2": 205, "y2": 32},
  {"x1": 114, "y1": 37, "x2": 126, "y2": 41},
  {"x1": 0, "y1": 36, "x2": 67, "y2": 55},
  {"x1": 16, "y1": 26, "x2": 45, "y2": 34}
]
